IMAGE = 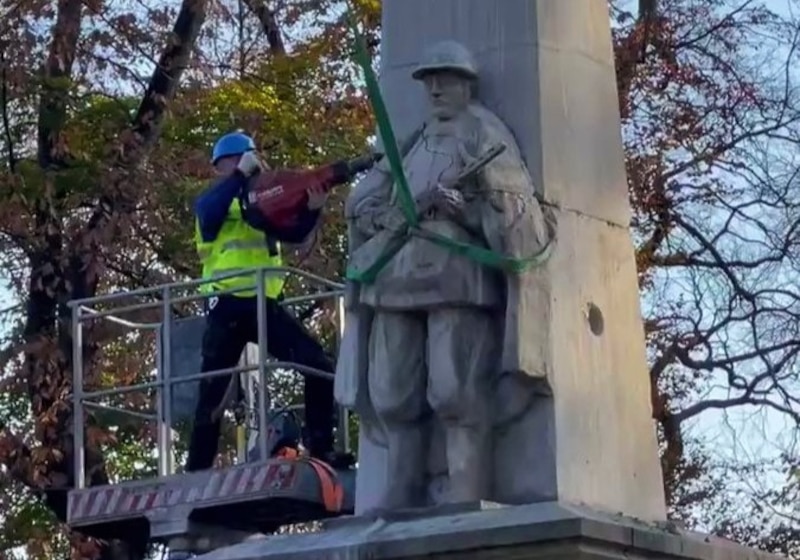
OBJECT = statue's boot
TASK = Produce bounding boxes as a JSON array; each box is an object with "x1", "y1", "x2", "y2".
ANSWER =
[
  {"x1": 381, "y1": 423, "x2": 428, "y2": 510},
  {"x1": 445, "y1": 423, "x2": 491, "y2": 504}
]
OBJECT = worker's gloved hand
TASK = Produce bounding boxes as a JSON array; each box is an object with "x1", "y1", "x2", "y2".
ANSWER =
[
  {"x1": 307, "y1": 184, "x2": 330, "y2": 210},
  {"x1": 236, "y1": 151, "x2": 262, "y2": 177}
]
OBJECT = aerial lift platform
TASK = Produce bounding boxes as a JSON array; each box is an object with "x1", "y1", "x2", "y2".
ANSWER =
[{"x1": 66, "y1": 266, "x2": 355, "y2": 556}]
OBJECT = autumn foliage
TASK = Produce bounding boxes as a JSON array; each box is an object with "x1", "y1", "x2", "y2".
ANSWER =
[{"x1": 0, "y1": 0, "x2": 799, "y2": 558}]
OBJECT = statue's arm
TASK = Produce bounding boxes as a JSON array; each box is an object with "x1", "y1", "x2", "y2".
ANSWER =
[
  {"x1": 478, "y1": 158, "x2": 549, "y2": 259},
  {"x1": 461, "y1": 110, "x2": 551, "y2": 258}
]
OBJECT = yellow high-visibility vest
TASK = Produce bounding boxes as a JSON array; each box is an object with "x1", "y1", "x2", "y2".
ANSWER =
[{"x1": 195, "y1": 199, "x2": 286, "y2": 299}]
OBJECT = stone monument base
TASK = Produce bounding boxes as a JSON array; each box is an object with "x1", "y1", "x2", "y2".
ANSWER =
[{"x1": 195, "y1": 501, "x2": 780, "y2": 560}]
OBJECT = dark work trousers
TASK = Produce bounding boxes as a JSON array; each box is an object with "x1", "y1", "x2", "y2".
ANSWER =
[{"x1": 185, "y1": 294, "x2": 336, "y2": 472}]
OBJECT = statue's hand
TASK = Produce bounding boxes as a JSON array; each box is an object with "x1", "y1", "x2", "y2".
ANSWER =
[
  {"x1": 375, "y1": 209, "x2": 408, "y2": 232},
  {"x1": 433, "y1": 184, "x2": 465, "y2": 216}
]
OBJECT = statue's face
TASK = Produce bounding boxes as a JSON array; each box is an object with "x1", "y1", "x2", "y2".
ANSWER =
[{"x1": 422, "y1": 70, "x2": 471, "y2": 121}]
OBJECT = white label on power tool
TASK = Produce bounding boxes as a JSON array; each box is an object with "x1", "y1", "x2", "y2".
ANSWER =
[
  {"x1": 250, "y1": 184, "x2": 284, "y2": 203},
  {"x1": 263, "y1": 185, "x2": 284, "y2": 199}
]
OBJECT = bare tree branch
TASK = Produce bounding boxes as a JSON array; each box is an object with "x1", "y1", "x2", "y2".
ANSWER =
[{"x1": 242, "y1": 0, "x2": 286, "y2": 55}]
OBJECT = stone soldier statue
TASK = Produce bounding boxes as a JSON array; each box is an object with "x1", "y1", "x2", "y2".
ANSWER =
[{"x1": 335, "y1": 40, "x2": 553, "y2": 511}]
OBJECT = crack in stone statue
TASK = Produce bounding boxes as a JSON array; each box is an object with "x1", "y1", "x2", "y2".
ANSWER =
[{"x1": 335, "y1": 40, "x2": 555, "y2": 512}]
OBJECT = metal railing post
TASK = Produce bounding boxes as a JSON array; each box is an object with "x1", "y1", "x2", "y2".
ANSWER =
[
  {"x1": 162, "y1": 287, "x2": 174, "y2": 475},
  {"x1": 156, "y1": 286, "x2": 173, "y2": 476},
  {"x1": 239, "y1": 351, "x2": 257, "y2": 463},
  {"x1": 335, "y1": 296, "x2": 350, "y2": 454},
  {"x1": 72, "y1": 305, "x2": 86, "y2": 490},
  {"x1": 235, "y1": 349, "x2": 252, "y2": 464},
  {"x1": 255, "y1": 270, "x2": 269, "y2": 461},
  {"x1": 154, "y1": 323, "x2": 166, "y2": 476}
]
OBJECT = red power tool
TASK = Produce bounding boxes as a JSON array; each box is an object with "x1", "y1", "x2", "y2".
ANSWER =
[{"x1": 241, "y1": 154, "x2": 379, "y2": 229}]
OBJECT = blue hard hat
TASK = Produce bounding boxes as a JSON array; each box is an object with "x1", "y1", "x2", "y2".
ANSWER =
[{"x1": 211, "y1": 131, "x2": 256, "y2": 164}]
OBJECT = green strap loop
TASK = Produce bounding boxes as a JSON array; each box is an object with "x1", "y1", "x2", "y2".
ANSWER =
[
  {"x1": 344, "y1": 6, "x2": 553, "y2": 285},
  {"x1": 411, "y1": 227, "x2": 554, "y2": 273}
]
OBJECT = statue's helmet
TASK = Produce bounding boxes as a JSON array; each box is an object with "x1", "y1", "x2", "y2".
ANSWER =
[{"x1": 411, "y1": 40, "x2": 478, "y2": 81}]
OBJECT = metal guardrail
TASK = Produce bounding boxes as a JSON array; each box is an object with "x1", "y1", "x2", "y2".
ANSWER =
[{"x1": 68, "y1": 265, "x2": 347, "y2": 490}]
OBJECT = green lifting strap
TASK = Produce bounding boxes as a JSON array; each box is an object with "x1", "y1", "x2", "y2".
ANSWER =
[{"x1": 344, "y1": 6, "x2": 554, "y2": 284}]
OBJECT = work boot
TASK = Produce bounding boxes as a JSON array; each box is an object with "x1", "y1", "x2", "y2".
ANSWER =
[
  {"x1": 311, "y1": 449, "x2": 356, "y2": 470},
  {"x1": 304, "y1": 426, "x2": 355, "y2": 469}
]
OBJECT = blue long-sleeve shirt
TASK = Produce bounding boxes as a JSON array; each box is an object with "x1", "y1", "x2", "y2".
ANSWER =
[{"x1": 194, "y1": 171, "x2": 321, "y2": 244}]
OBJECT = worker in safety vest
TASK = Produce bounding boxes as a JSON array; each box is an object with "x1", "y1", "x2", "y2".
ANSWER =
[{"x1": 186, "y1": 131, "x2": 352, "y2": 471}]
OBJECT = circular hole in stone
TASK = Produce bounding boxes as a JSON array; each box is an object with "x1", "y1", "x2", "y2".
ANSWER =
[{"x1": 587, "y1": 303, "x2": 604, "y2": 336}]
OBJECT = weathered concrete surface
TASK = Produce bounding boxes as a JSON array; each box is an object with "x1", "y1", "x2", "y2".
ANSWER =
[
  {"x1": 343, "y1": 0, "x2": 666, "y2": 521},
  {"x1": 194, "y1": 501, "x2": 780, "y2": 560}
]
